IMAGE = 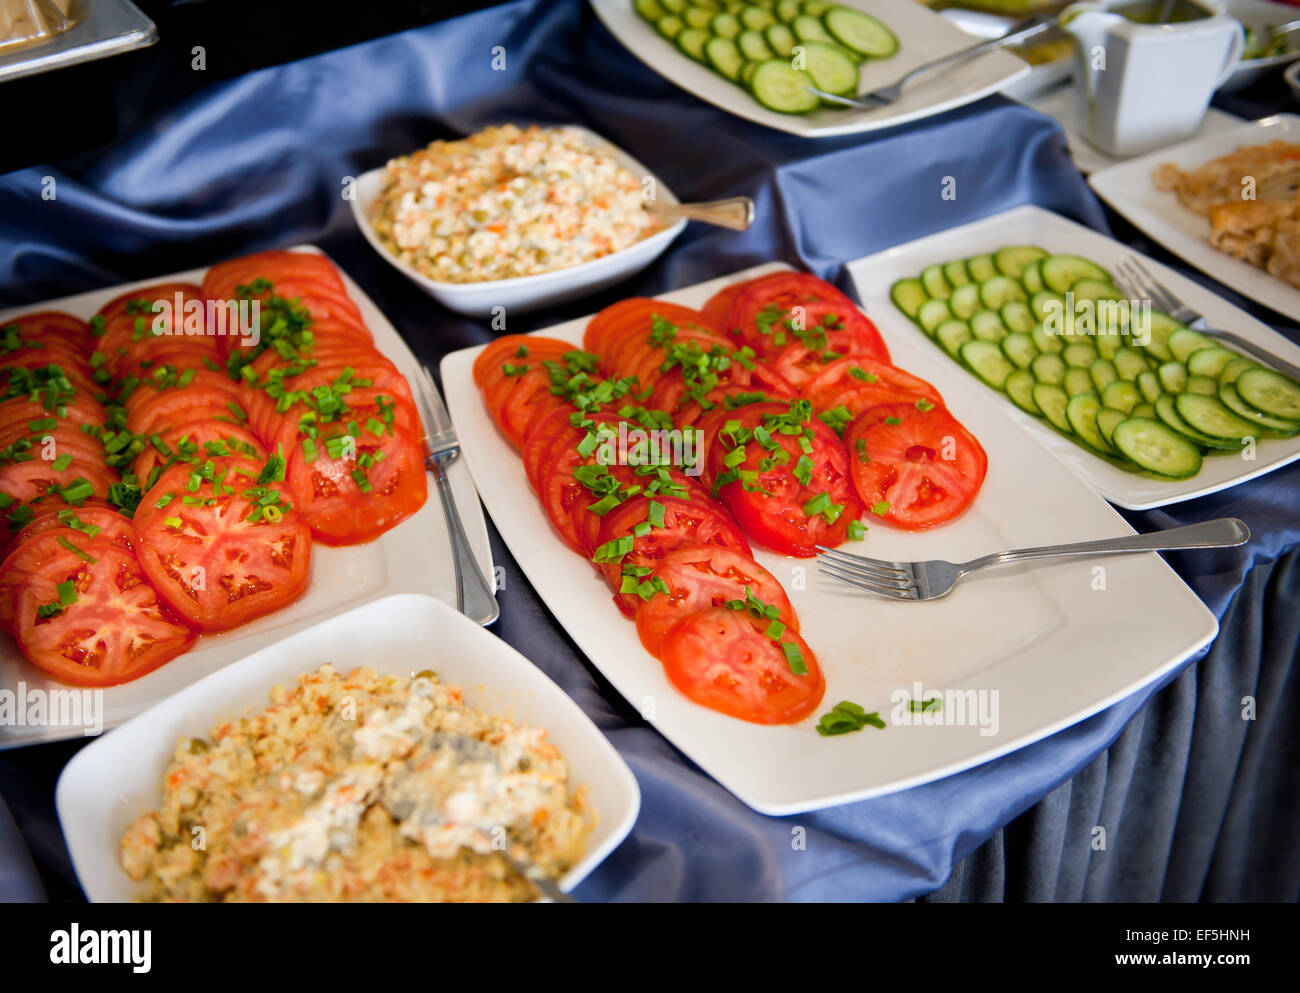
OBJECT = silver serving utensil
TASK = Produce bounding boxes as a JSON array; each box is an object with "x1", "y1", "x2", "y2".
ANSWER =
[
  {"x1": 817, "y1": 518, "x2": 1249, "y2": 601},
  {"x1": 412, "y1": 363, "x2": 499, "y2": 625},
  {"x1": 502, "y1": 850, "x2": 576, "y2": 904},
  {"x1": 810, "y1": 12, "x2": 1058, "y2": 109},
  {"x1": 1112, "y1": 257, "x2": 1300, "y2": 383},
  {"x1": 644, "y1": 196, "x2": 755, "y2": 231}
]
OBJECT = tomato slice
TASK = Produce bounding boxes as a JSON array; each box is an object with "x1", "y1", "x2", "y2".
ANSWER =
[
  {"x1": 707, "y1": 401, "x2": 862, "y2": 557},
  {"x1": 729, "y1": 272, "x2": 889, "y2": 361},
  {"x1": 5, "y1": 311, "x2": 93, "y2": 355},
  {"x1": 805, "y1": 355, "x2": 944, "y2": 418},
  {"x1": 634, "y1": 544, "x2": 796, "y2": 657},
  {"x1": 844, "y1": 401, "x2": 988, "y2": 530},
  {"x1": 133, "y1": 457, "x2": 312, "y2": 631},
  {"x1": 0, "y1": 455, "x2": 117, "y2": 505},
  {"x1": 571, "y1": 462, "x2": 706, "y2": 557},
  {"x1": 593, "y1": 494, "x2": 750, "y2": 615},
  {"x1": 473, "y1": 335, "x2": 574, "y2": 389},
  {"x1": 133, "y1": 420, "x2": 266, "y2": 489},
  {"x1": 95, "y1": 283, "x2": 209, "y2": 376},
  {"x1": 124, "y1": 369, "x2": 250, "y2": 437},
  {"x1": 10, "y1": 531, "x2": 195, "y2": 686},
  {"x1": 201, "y1": 251, "x2": 350, "y2": 306},
  {"x1": 659, "y1": 607, "x2": 824, "y2": 725},
  {"x1": 495, "y1": 366, "x2": 568, "y2": 450},
  {"x1": 1, "y1": 501, "x2": 133, "y2": 567},
  {"x1": 699, "y1": 283, "x2": 744, "y2": 334},
  {"x1": 594, "y1": 299, "x2": 722, "y2": 379}
]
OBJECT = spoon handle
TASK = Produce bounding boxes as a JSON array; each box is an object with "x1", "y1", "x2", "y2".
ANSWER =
[{"x1": 647, "y1": 196, "x2": 754, "y2": 231}]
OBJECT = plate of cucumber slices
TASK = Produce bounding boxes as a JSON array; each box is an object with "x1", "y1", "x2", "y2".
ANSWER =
[
  {"x1": 591, "y1": 0, "x2": 1028, "y2": 138},
  {"x1": 846, "y1": 205, "x2": 1300, "y2": 510}
]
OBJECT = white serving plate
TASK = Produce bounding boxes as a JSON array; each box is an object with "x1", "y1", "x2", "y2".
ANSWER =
[
  {"x1": 442, "y1": 262, "x2": 1218, "y2": 814},
  {"x1": 1089, "y1": 115, "x2": 1300, "y2": 320},
  {"x1": 1219, "y1": 0, "x2": 1300, "y2": 93},
  {"x1": 0, "y1": 247, "x2": 494, "y2": 747},
  {"x1": 589, "y1": 0, "x2": 1029, "y2": 139},
  {"x1": 56, "y1": 593, "x2": 639, "y2": 900},
  {"x1": 847, "y1": 204, "x2": 1300, "y2": 509},
  {"x1": 350, "y1": 125, "x2": 686, "y2": 318}
]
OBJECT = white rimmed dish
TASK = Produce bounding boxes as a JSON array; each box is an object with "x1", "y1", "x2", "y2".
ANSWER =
[
  {"x1": 1088, "y1": 114, "x2": 1300, "y2": 321},
  {"x1": 56, "y1": 593, "x2": 640, "y2": 900},
  {"x1": 847, "y1": 204, "x2": 1300, "y2": 510},
  {"x1": 1220, "y1": 0, "x2": 1300, "y2": 92},
  {"x1": 442, "y1": 261, "x2": 1217, "y2": 814},
  {"x1": 350, "y1": 126, "x2": 687, "y2": 318},
  {"x1": 0, "y1": 247, "x2": 494, "y2": 748},
  {"x1": 590, "y1": 0, "x2": 1028, "y2": 139}
]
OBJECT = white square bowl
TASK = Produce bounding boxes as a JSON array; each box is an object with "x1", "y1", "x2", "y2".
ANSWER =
[
  {"x1": 350, "y1": 125, "x2": 686, "y2": 318},
  {"x1": 55, "y1": 593, "x2": 640, "y2": 901}
]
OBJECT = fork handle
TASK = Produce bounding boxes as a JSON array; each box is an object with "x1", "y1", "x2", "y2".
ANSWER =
[
  {"x1": 896, "y1": 12, "x2": 1057, "y2": 88},
  {"x1": 959, "y1": 518, "x2": 1249, "y2": 574},
  {"x1": 1197, "y1": 327, "x2": 1300, "y2": 384},
  {"x1": 430, "y1": 454, "x2": 500, "y2": 625}
]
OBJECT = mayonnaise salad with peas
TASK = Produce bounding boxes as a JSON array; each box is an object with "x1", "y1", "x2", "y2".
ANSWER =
[{"x1": 369, "y1": 124, "x2": 662, "y2": 284}]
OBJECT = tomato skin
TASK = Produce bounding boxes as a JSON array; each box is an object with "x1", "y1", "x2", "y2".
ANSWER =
[
  {"x1": 845, "y1": 401, "x2": 988, "y2": 530},
  {"x1": 634, "y1": 544, "x2": 796, "y2": 657},
  {"x1": 473, "y1": 335, "x2": 573, "y2": 389},
  {"x1": 729, "y1": 272, "x2": 889, "y2": 362},
  {"x1": 805, "y1": 356, "x2": 944, "y2": 418},
  {"x1": 123, "y1": 368, "x2": 249, "y2": 437},
  {"x1": 10, "y1": 531, "x2": 195, "y2": 686},
  {"x1": 2, "y1": 502, "x2": 134, "y2": 565},
  {"x1": 0, "y1": 456, "x2": 117, "y2": 506},
  {"x1": 700, "y1": 283, "x2": 744, "y2": 334},
  {"x1": 660, "y1": 607, "x2": 824, "y2": 725},
  {"x1": 497, "y1": 367, "x2": 568, "y2": 450}
]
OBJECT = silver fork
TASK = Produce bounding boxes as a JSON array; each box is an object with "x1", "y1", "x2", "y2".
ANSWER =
[
  {"x1": 810, "y1": 12, "x2": 1057, "y2": 109},
  {"x1": 412, "y1": 363, "x2": 499, "y2": 625},
  {"x1": 1112, "y1": 256, "x2": 1300, "y2": 383},
  {"x1": 817, "y1": 518, "x2": 1249, "y2": 601}
]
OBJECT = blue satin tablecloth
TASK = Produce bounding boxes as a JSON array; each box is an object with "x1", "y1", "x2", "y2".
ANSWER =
[{"x1": 0, "y1": 0, "x2": 1296, "y2": 902}]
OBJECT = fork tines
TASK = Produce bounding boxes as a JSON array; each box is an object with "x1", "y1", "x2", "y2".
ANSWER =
[
  {"x1": 815, "y1": 545, "x2": 918, "y2": 601},
  {"x1": 1113, "y1": 257, "x2": 1178, "y2": 314}
]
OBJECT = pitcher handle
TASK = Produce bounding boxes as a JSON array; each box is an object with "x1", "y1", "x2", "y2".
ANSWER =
[{"x1": 1216, "y1": 21, "x2": 1247, "y2": 87}]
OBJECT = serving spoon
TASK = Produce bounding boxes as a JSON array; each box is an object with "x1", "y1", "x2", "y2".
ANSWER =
[{"x1": 644, "y1": 195, "x2": 754, "y2": 231}]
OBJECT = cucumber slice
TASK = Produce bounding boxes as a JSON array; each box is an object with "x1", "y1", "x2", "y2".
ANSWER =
[
  {"x1": 1029, "y1": 290, "x2": 1062, "y2": 324},
  {"x1": 949, "y1": 283, "x2": 980, "y2": 320},
  {"x1": 1219, "y1": 381, "x2": 1300, "y2": 435},
  {"x1": 1167, "y1": 327, "x2": 1213, "y2": 363},
  {"x1": 1175, "y1": 393, "x2": 1256, "y2": 443},
  {"x1": 1134, "y1": 311, "x2": 1184, "y2": 362},
  {"x1": 1094, "y1": 298, "x2": 1130, "y2": 333},
  {"x1": 740, "y1": 5, "x2": 776, "y2": 30},
  {"x1": 711, "y1": 10, "x2": 741, "y2": 37},
  {"x1": 801, "y1": 0, "x2": 832, "y2": 13},
  {"x1": 1033, "y1": 383, "x2": 1072, "y2": 433},
  {"x1": 1111, "y1": 417, "x2": 1203, "y2": 479},
  {"x1": 823, "y1": 5, "x2": 898, "y2": 57},
  {"x1": 1020, "y1": 259, "x2": 1044, "y2": 296},
  {"x1": 1063, "y1": 342, "x2": 1098, "y2": 369},
  {"x1": 966, "y1": 254, "x2": 997, "y2": 282},
  {"x1": 1101, "y1": 379, "x2": 1141, "y2": 415},
  {"x1": 684, "y1": 5, "x2": 716, "y2": 28},
  {"x1": 1157, "y1": 361, "x2": 1187, "y2": 394},
  {"x1": 1137, "y1": 370, "x2": 1162, "y2": 404},
  {"x1": 792, "y1": 13, "x2": 833, "y2": 43},
  {"x1": 1030, "y1": 352, "x2": 1066, "y2": 386},
  {"x1": 738, "y1": 28, "x2": 776, "y2": 60},
  {"x1": 776, "y1": 0, "x2": 800, "y2": 21},
  {"x1": 943, "y1": 260, "x2": 971, "y2": 287},
  {"x1": 961, "y1": 339, "x2": 1014, "y2": 390},
  {"x1": 1069, "y1": 278, "x2": 1122, "y2": 303},
  {"x1": 917, "y1": 298, "x2": 953, "y2": 336},
  {"x1": 801, "y1": 39, "x2": 859, "y2": 96},
  {"x1": 935, "y1": 319, "x2": 972, "y2": 360},
  {"x1": 979, "y1": 275, "x2": 1027, "y2": 310},
  {"x1": 740, "y1": 59, "x2": 760, "y2": 86},
  {"x1": 994, "y1": 245, "x2": 1048, "y2": 279},
  {"x1": 677, "y1": 27, "x2": 710, "y2": 61},
  {"x1": 1090, "y1": 358, "x2": 1117, "y2": 393},
  {"x1": 765, "y1": 21, "x2": 796, "y2": 56},
  {"x1": 1005, "y1": 369, "x2": 1041, "y2": 415},
  {"x1": 705, "y1": 35, "x2": 745, "y2": 80},
  {"x1": 1095, "y1": 327, "x2": 1124, "y2": 360},
  {"x1": 1031, "y1": 322, "x2": 1063, "y2": 355},
  {"x1": 1041, "y1": 254, "x2": 1110, "y2": 294},
  {"x1": 1067, "y1": 392, "x2": 1115, "y2": 454},
  {"x1": 1236, "y1": 367, "x2": 1300, "y2": 421},
  {"x1": 1113, "y1": 346, "x2": 1150, "y2": 382},
  {"x1": 1132, "y1": 402, "x2": 1157, "y2": 419},
  {"x1": 1186, "y1": 346, "x2": 1234, "y2": 378},
  {"x1": 1065, "y1": 367, "x2": 1095, "y2": 398},
  {"x1": 636, "y1": 0, "x2": 668, "y2": 22},
  {"x1": 657, "y1": 14, "x2": 686, "y2": 39},
  {"x1": 970, "y1": 309, "x2": 1007, "y2": 343},
  {"x1": 1155, "y1": 394, "x2": 1230, "y2": 449},
  {"x1": 747, "y1": 59, "x2": 819, "y2": 112},
  {"x1": 920, "y1": 264, "x2": 950, "y2": 300},
  {"x1": 1001, "y1": 331, "x2": 1037, "y2": 369},
  {"x1": 890, "y1": 278, "x2": 927, "y2": 321},
  {"x1": 1218, "y1": 355, "x2": 1259, "y2": 385},
  {"x1": 661, "y1": 0, "x2": 687, "y2": 12},
  {"x1": 1186, "y1": 374, "x2": 1218, "y2": 397},
  {"x1": 1097, "y1": 407, "x2": 1128, "y2": 448},
  {"x1": 1000, "y1": 299, "x2": 1034, "y2": 334}
]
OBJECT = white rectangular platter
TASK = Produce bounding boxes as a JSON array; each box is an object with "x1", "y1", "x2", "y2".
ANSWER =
[
  {"x1": 442, "y1": 261, "x2": 1218, "y2": 814},
  {"x1": 1089, "y1": 115, "x2": 1300, "y2": 321},
  {"x1": 0, "y1": 246, "x2": 494, "y2": 747},
  {"x1": 847, "y1": 205, "x2": 1300, "y2": 510},
  {"x1": 590, "y1": 0, "x2": 1028, "y2": 138}
]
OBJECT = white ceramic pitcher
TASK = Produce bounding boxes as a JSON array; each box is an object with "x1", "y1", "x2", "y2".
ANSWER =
[{"x1": 1060, "y1": 1, "x2": 1245, "y2": 157}]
